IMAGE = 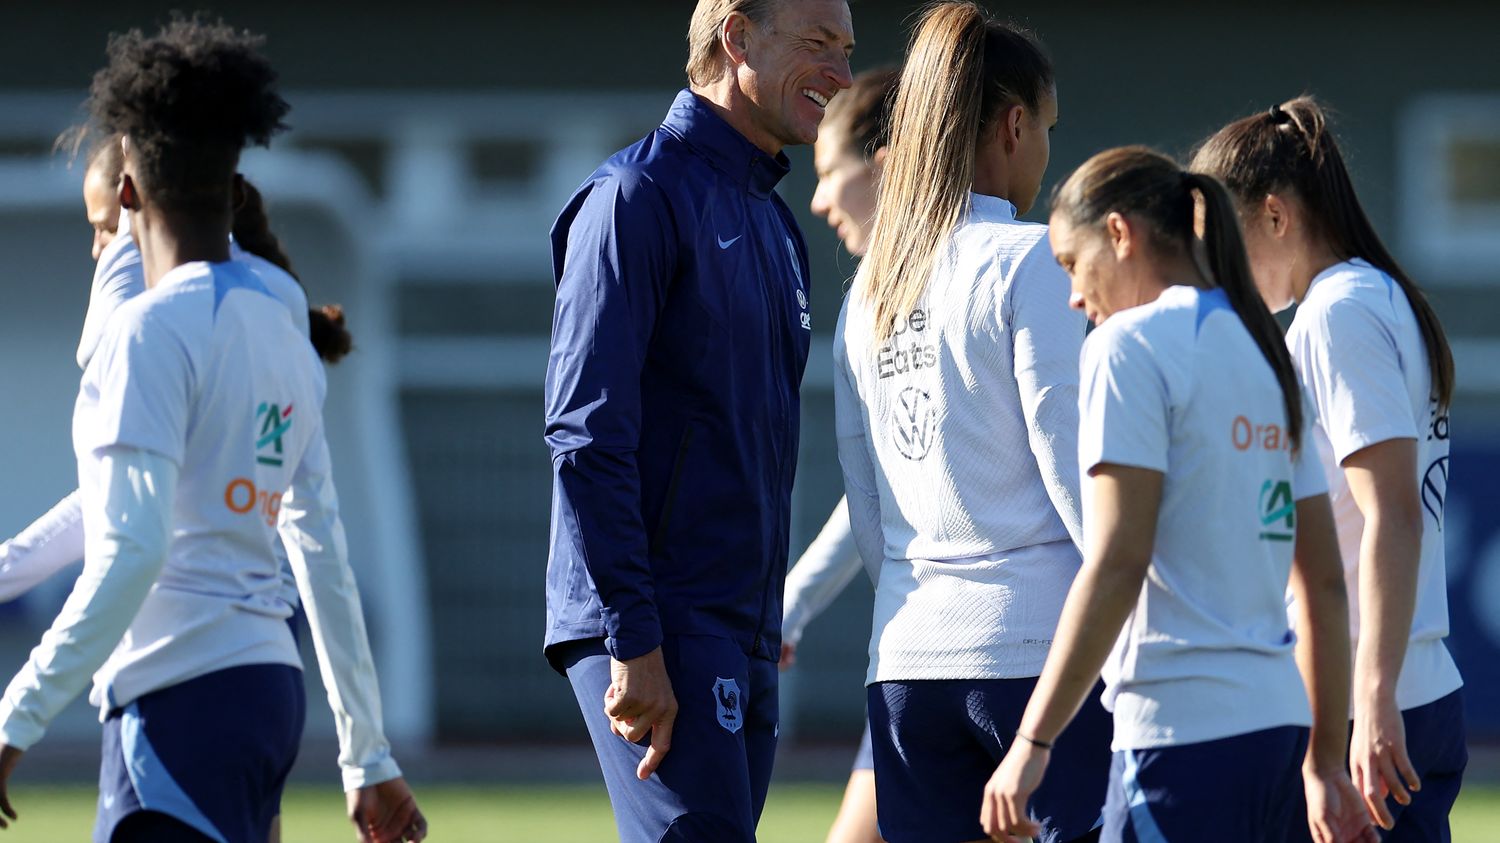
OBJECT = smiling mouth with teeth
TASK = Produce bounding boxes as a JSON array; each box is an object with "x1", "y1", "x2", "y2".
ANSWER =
[{"x1": 803, "y1": 89, "x2": 829, "y2": 108}]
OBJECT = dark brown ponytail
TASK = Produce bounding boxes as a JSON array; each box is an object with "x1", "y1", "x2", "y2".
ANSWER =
[
  {"x1": 1053, "y1": 147, "x2": 1303, "y2": 450},
  {"x1": 232, "y1": 178, "x2": 355, "y2": 364},
  {"x1": 1188, "y1": 171, "x2": 1305, "y2": 451},
  {"x1": 233, "y1": 179, "x2": 298, "y2": 279},
  {"x1": 308, "y1": 304, "x2": 354, "y2": 364},
  {"x1": 1192, "y1": 96, "x2": 1454, "y2": 409}
]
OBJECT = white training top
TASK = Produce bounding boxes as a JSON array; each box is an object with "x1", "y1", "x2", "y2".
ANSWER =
[
  {"x1": 781, "y1": 498, "x2": 863, "y2": 648},
  {"x1": 836, "y1": 193, "x2": 1087, "y2": 685},
  {"x1": 1081, "y1": 285, "x2": 1326, "y2": 750},
  {"x1": 0, "y1": 261, "x2": 398, "y2": 790},
  {"x1": 18, "y1": 215, "x2": 312, "y2": 610},
  {"x1": 1287, "y1": 259, "x2": 1462, "y2": 711}
]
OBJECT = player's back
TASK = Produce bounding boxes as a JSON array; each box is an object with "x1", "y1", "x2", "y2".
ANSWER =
[
  {"x1": 76, "y1": 259, "x2": 323, "y2": 708},
  {"x1": 1083, "y1": 285, "x2": 1311, "y2": 749}
]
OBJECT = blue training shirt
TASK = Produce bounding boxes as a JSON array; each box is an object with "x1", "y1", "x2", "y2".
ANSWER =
[{"x1": 544, "y1": 89, "x2": 812, "y2": 668}]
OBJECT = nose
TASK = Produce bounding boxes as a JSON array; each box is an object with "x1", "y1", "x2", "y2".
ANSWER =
[
  {"x1": 831, "y1": 55, "x2": 854, "y2": 91},
  {"x1": 810, "y1": 181, "x2": 830, "y2": 218},
  {"x1": 1068, "y1": 292, "x2": 1086, "y2": 311}
]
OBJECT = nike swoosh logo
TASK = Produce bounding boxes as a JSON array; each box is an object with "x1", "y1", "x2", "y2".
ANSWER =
[{"x1": 717, "y1": 234, "x2": 743, "y2": 249}]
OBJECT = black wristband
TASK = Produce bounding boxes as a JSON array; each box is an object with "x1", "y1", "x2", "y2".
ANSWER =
[{"x1": 1015, "y1": 731, "x2": 1053, "y2": 750}]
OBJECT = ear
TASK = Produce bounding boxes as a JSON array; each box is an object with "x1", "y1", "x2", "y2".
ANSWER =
[
  {"x1": 1003, "y1": 104, "x2": 1026, "y2": 152},
  {"x1": 117, "y1": 135, "x2": 140, "y2": 211},
  {"x1": 871, "y1": 145, "x2": 889, "y2": 171},
  {"x1": 118, "y1": 173, "x2": 140, "y2": 212},
  {"x1": 1262, "y1": 193, "x2": 1290, "y2": 239},
  {"x1": 722, "y1": 12, "x2": 752, "y2": 66},
  {"x1": 1105, "y1": 211, "x2": 1133, "y2": 260}
]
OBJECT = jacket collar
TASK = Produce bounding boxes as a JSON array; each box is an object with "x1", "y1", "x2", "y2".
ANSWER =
[
  {"x1": 661, "y1": 89, "x2": 791, "y2": 200},
  {"x1": 967, "y1": 192, "x2": 1018, "y2": 222}
]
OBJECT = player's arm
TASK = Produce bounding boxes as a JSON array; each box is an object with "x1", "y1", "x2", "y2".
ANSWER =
[
  {"x1": 1344, "y1": 438, "x2": 1423, "y2": 829},
  {"x1": 0, "y1": 305, "x2": 193, "y2": 766},
  {"x1": 0, "y1": 446, "x2": 177, "y2": 828},
  {"x1": 1292, "y1": 299, "x2": 1424, "y2": 829},
  {"x1": 1007, "y1": 244, "x2": 1088, "y2": 549},
  {"x1": 781, "y1": 498, "x2": 861, "y2": 666},
  {"x1": 982, "y1": 463, "x2": 1160, "y2": 841},
  {"x1": 545, "y1": 173, "x2": 678, "y2": 778},
  {"x1": 984, "y1": 326, "x2": 1166, "y2": 841},
  {"x1": 0, "y1": 448, "x2": 174, "y2": 750},
  {"x1": 0, "y1": 491, "x2": 86, "y2": 602},
  {"x1": 832, "y1": 313, "x2": 884, "y2": 586},
  {"x1": 1289, "y1": 490, "x2": 1377, "y2": 843},
  {"x1": 277, "y1": 423, "x2": 425, "y2": 843}
]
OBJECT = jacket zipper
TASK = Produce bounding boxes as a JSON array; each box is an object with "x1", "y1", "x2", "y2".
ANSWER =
[{"x1": 750, "y1": 221, "x2": 795, "y2": 658}]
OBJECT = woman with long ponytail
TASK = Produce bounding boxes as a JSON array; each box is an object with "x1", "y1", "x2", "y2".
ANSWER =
[
  {"x1": 981, "y1": 147, "x2": 1373, "y2": 843},
  {"x1": 832, "y1": 4, "x2": 1109, "y2": 841},
  {"x1": 1193, "y1": 97, "x2": 1464, "y2": 841}
]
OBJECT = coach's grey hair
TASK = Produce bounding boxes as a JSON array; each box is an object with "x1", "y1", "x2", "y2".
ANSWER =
[{"x1": 685, "y1": 0, "x2": 781, "y2": 87}]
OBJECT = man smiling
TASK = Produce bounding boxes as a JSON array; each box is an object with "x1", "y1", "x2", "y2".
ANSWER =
[{"x1": 543, "y1": 1, "x2": 853, "y2": 840}]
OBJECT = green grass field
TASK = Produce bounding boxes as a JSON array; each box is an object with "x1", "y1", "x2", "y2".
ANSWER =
[{"x1": 0, "y1": 781, "x2": 1494, "y2": 841}]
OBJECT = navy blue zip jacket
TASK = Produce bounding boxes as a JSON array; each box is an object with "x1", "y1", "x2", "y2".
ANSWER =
[{"x1": 544, "y1": 89, "x2": 812, "y2": 671}]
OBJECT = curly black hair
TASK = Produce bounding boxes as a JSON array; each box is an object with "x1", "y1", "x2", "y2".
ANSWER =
[{"x1": 87, "y1": 14, "x2": 289, "y2": 213}]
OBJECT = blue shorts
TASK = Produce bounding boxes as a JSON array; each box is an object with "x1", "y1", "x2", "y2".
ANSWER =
[
  {"x1": 1101, "y1": 725, "x2": 1308, "y2": 843},
  {"x1": 868, "y1": 677, "x2": 1111, "y2": 843},
  {"x1": 561, "y1": 635, "x2": 778, "y2": 843},
  {"x1": 1285, "y1": 689, "x2": 1467, "y2": 843},
  {"x1": 852, "y1": 719, "x2": 874, "y2": 772},
  {"x1": 95, "y1": 663, "x2": 306, "y2": 843}
]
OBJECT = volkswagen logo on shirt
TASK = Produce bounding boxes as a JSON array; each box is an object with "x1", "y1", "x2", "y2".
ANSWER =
[{"x1": 893, "y1": 387, "x2": 937, "y2": 461}]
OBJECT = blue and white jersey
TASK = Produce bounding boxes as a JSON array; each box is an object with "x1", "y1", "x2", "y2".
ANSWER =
[
  {"x1": 1287, "y1": 259, "x2": 1462, "y2": 711},
  {"x1": 64, "y1": 212, "x2": 309, "y2": 610},
  {"x1": 1080, "y1": 285, "x2": 1326, "y2": 750},
  {"x1": 836, "y1": 193, "x2": 1087, "y2": 684},
  {"x1": 0, "y1": 260, "x2": 398, "y2": 789},
  {"x1": 71, "y1": 261, "x2": 316, "y2": 708}
]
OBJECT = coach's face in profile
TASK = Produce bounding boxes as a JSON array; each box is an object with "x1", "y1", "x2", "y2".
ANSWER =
[{"x1": 726, "y1": 0, "x2": 854, "y2": 150}]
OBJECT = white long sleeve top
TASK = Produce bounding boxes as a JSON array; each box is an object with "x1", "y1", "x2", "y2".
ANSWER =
[
  {"x1": 0, "y1": 260, "x2": 398, "y2": 791},
  {"x1": 835, "y1": 193, "x2": 1087, "y2": 684}
]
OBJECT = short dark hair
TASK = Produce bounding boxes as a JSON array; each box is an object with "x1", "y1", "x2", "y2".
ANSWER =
[{"x1": 87, "y1": 14, "x2": 289, "y2": 213}]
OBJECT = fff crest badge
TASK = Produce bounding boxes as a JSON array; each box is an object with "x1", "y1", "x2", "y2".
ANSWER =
[{"x1": 712, "y1": 677, "x2": 742, "y2": 733}]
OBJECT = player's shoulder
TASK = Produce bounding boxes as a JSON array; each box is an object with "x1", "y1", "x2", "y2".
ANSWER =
[
  {"x1": 1292, "y1": 260, "x2": 1393, "y2": 341},
  {"x1": 1302, "y1": 256, "x2": 1380, "y2": 312},
  {"x1": 235, "y1": 251, "x2": 309, "y2": 314},
  {"x1": 1086, "y1": 286, "x2": 1202, "y2": 369}
]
